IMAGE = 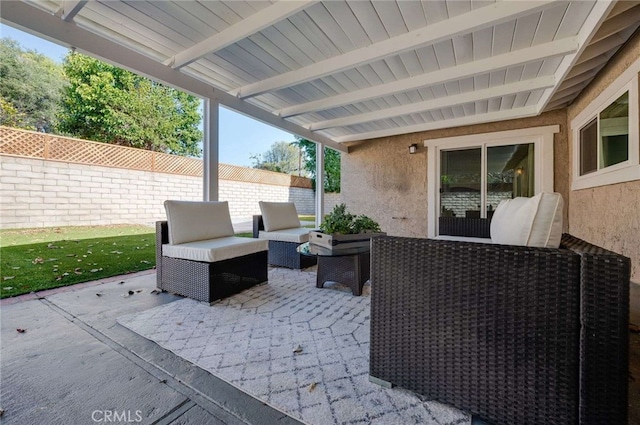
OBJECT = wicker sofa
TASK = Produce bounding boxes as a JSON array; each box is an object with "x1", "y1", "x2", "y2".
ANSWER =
[
  {"x1": 369, "y1": 234, "x2": 630, "y2": 425},
  {"x1": 156, "y1": 201, "x2": 268, "y2": 303}
]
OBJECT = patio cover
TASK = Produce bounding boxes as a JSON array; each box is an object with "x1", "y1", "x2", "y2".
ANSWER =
[{"x1": 2, "y1": 0, "x2": 639, "y2": 150}]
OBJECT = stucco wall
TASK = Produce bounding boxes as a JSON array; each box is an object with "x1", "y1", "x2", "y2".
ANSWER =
[
  {"x1": 342, "y1": 110, "x2": 568, "y2": 238},
  {"x1": 567, "y1": 32, "x2": 640, "y2": 283}
]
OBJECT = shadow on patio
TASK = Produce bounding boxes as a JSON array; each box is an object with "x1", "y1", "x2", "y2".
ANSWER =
[{"x1": 1, "y1": 268, "x2": 639, "y2": 424}]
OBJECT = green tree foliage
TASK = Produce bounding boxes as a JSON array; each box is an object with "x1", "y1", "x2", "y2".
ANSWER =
[
  {"x1": 57, "y1": 52, "x2": 202, "y2": 156},
  {"x1": 251, "y1": 141, "x2": 303, "y2": 174},
  {"x1": 0, "y1": 38, "x2": 65, "y2": 132},
  {"x1": 293, "y1": 138, "x2": 341, "y2": 193}
]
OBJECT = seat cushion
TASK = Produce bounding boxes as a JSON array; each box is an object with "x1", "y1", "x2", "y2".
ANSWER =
[
  {"x1": 163, "y1": 237, "x2": 268, "y2": 263},
  {"x1": 259, "y1": 201, "x2": 301, "y2": 232},
  {"x1": 490, "y1": 192, "x2": 564, "y2": 248},
  {"x1": 258, "y1": 227, "x2": 311, "y2": 243},
  {"x1": 164, "y1": 200, "x2": 234, "y2": 245}
]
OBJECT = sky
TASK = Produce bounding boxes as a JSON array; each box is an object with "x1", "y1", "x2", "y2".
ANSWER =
[{"x1": 0, "y1": 24, "x2": 297, "y2": 167}]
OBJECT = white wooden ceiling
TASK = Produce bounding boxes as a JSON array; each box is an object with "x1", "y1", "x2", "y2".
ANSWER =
[{"x1": 3, "y1": 0, "x2": 640, "y2": 149}]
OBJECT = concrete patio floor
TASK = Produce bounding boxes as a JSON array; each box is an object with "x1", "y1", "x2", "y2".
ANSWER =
[{"x1": 1, "y1": 270, "x2": 639, "y2": 425}]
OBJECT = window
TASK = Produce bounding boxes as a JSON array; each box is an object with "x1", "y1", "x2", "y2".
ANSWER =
[
  {"x1": 425, "y1": 126, "x2": 557, "y2": 238},
  {"x1": 578, "y1": 92, "x2": 629, "y2": 176},
  {"x1": 571, "y1": 58, "x2": 639, "y2": 190}
]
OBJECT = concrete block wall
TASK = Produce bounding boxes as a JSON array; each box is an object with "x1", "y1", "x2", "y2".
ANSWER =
[{"x1": 0, "y1": 155, "x2": 339, "y2": 229}]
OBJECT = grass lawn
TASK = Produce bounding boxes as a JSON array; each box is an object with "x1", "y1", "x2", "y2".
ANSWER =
[
  {"x1": 0, "y1": 217, "x2": 317, "y2": 299},
  {"x1": 0, "y1": 225, "x2": 155, "y2": 299}
]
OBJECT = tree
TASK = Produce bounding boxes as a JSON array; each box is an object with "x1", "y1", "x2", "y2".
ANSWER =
[
  {"x1": 292, "y1": 138, "x2": 341, "y2": 193},
  {"x1": 251, "y1": 141, "x2": 302, "y2": 174},
  {"x1": 0, "y1": 38, "x2": 65, "y2": 132},
  {"x1": 57, "y1": 52, "x2": 202, "y2": 156}
]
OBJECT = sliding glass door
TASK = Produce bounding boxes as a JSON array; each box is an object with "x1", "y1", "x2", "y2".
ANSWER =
[{"x1": 438, "y1": 142, "x2": 535, "y2": 235}]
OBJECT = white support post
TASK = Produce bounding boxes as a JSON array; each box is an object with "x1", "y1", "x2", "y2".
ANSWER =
[
  {"x1": 315, "y1": 143, "x2": 324, "y2": 228},
  {"x1": 203, "y1": 99, "x2": 219, "y2": 201}
]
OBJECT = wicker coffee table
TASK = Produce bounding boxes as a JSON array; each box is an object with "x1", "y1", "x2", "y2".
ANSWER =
[{"x1": 298, "y1": 242, "x2": 370, "y2": 296}]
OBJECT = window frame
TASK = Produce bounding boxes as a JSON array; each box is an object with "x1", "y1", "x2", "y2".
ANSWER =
[
  {"x1": 571, "y1": 58, "x2": 640, "y2": 190},
  {"x1": 424, "y1": 125, "x2": 557, "y2": 239}
]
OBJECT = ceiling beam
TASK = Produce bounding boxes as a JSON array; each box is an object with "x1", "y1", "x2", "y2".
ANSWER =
[
  {"x1": 277, "y1": 37, "x2": 578, "y2": 118},
  {"x1": 589, "y1": 4, "x2": 640, "y2": 45},
  {"x1": 334, "y1": 106, "x2": 539, "y2": 143},
  {"x1": 536, "y1": 0, "x2": 616, "y2": 114},
  {"x1": 0, "y1": 1, "x2": 348, "y2": 153},
  {"x1": 232, "y1": 0, "x2": 557, "y2": 99},
  {"x1": 310, "y1": 76, "x2": 556, "y2": 131},
  {"x1": 56, "y1": 0, "x2": 89, "y2": 22},
  {"x1": 164, "y1": 0, "x2": 318, "y2": 69}
]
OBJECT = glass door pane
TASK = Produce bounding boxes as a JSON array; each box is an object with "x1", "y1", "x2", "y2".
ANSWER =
[
  {"x1": 440, "y1": 148, "x2": 482, "y2": 220},
  {"x1": 486, "y1": 143, "x2": 535, "y2": 217}
]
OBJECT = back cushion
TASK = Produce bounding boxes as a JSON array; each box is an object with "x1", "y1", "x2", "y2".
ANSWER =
[
  {"x1": 259, "y1": 201, "x2": 301, "y2": 232},
  {"x1": 164, "y1": 200, "x2": 234, "y2": 245},
  {"x1": 490, "y1": 192, "x2": 564, "y2": 248}
]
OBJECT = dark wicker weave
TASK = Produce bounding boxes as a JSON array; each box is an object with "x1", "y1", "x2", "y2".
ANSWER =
[
  {"x1": 439, "y1": 216, "x2": 491, "y2": 237},
  {"x1": 370, "y1": 234, "x2": 630, "y2": 425},
  {"x1": 252, "y1": 215, "x2": 316, "y2": 269},
  {"x1": 156, "y1": 221, "x2": 268, "y2": 303},
  {"x1": 316, "y1": 252, "x2": 370, "y2": 296}
]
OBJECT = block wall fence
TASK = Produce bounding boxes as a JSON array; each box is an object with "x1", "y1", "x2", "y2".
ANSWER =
[{"x1": 0, "y1": 127, "x2": 340, "y2": 229}]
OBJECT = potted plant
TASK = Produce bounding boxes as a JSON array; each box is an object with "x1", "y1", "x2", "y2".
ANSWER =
[{"x1": 310, "y1": 204, "x2": 384, "y2": 250}]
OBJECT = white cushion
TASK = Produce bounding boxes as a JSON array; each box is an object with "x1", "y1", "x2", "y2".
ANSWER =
[
  {"x1": 259, "y1": 201, "x2": 301, "y2": 232},
  {"x1": 164, "y1": 200, "x2": 234, "y2": 245},
  {"x1": 258, "y1": 227, "x2": 311, "y2": 243},
  {"x1": 163, "y1": 237, "x2": 267, "y2": 263},
  {"x1": 434, "y1": 235, "x2": 493, "y2": 244},
  {"x1": 527, "y1": 192, "x2": 564, "y2": 248},
  {"x1": 490, "y1": 192, "x2": 564, "y2": 248}
]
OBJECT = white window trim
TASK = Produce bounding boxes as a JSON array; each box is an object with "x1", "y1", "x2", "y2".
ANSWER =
[
  {"x1": 424, "y1": 125, "x2": 558, "y2": 239},
  {"x1": 571, "y1": 57, "x2": 640, "y2": 191}
]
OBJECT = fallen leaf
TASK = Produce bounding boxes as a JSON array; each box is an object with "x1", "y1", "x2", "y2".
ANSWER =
[
  {"x1": 3, "y1": 276, "x2": 15, "y2": 280},
  {"x1": 32, "y1": 257, "x2": 44, "y2": 264},
  {"x1": 3, "y1": 286, "x2": 14, "y2": 290},
  {"x1": 308, "y1": 382, "x2": 317, "y2": 392},
  {"x1": 293, "y1": 345, "x2": 303, "y2": 354},
  {"x1": 90, "y1": 269, "x2": 100, "y2": 273},
  {"x1": 135, "y1": 289, "x2": 143, "y2": 293},
  {"x1": 140, "y1": 260, "x2": 150, "y2": 264},
  {"x1": 63, "y1": 272, "x2": 69, "y2": 276},
  {"x1": 150, "y1": 289, "x2": 161, "y2": 295},
  {"x1": 111, "y1": 251, "x2": 122, "y2": 255},
  {"x1": 47, "y1": 243, "x2": 59, "y2": 249},
  {"x1": 118, "y1": 281, "x2": 125, "y2": 285},
  {"x1": 16, "y1": 328, "x2": 26, "y2": 333},
  {"x1": 66, "y1": 254, "x2": 77, "y2": 257},
  {"x1": 160, "y1": 379, "x2": 167, "y2": 384},
  {"x1": 96, "y1": 293, "x2": 103, "y2": 297},
  {"x1": 77, "y1": 259, "x2": 82, "y2": 262},
  {"x1": 176, "y1": 322, "x2": 183, "y2": 326},
  {"x1": 12, "y1": 267, "x2": 20, "y2": 270}
]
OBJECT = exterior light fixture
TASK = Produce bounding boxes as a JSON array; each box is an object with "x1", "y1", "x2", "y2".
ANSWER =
[{"x1": 409, "y1": 144, "x2": 418, "y2": 154}]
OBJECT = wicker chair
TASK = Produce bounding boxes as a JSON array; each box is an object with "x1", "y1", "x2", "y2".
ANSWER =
[
  {"x1": 156, "y1": 201, "x2": 268, "y2": 303},
  {"x1": 253, "y1": 201, "x2": 316, "y2": 269},
  {"x1": 369, "y1": 234, "x2": 630, "y2": 425}
]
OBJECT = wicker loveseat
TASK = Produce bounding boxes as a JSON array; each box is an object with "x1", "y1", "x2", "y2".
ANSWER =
[
  {"x1": 369, "y1": 234, "x2": 630, "y2": 425},
  {"x1": 156, "y1": 201, "x2": 268, "y2": 303}
]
